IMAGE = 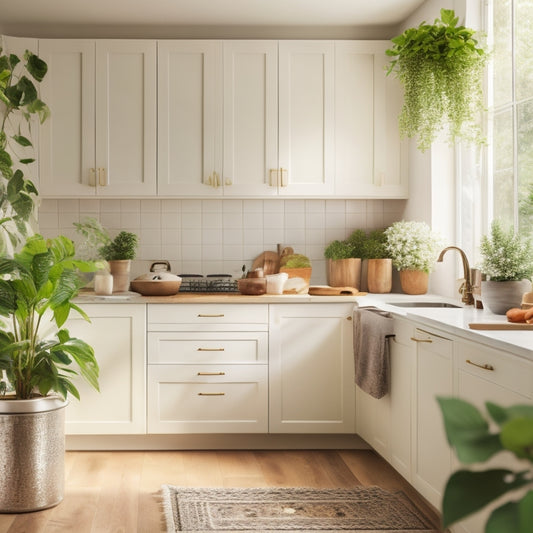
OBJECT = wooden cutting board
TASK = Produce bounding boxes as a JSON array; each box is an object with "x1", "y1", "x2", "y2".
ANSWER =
[
  {"x1": 309, "y1": 285, "x2": 366, "y2": 296},
  {"x1": 469, "y1": 322, "x2": 533, "y2": 330},
  {"x1": 251, "y1": 251, "x2": 280, "y2": 275}
]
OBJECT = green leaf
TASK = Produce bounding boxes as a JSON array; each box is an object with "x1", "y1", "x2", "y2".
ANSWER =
[
  {"x1": 19, "y1": 158, "x2": 35, "y2": 165},
  {"x1": 487, "y1": 402, "x2": 533, "y2": 427},
  {"x1": 500, "y1": 418, "x2": 533, "y2": 460},
  {"x1": 25, "y1": 51, "x2": 48, "y2": 82},
  {"x1": 12, "y1": 134, "x2": 32, "y2": 147},
  {"x1": 437, "y1": 397, "x2": 502, "y2": 463},
  {"x1": 442, "y1": 469, "x2": 533, "y2": 528},
  {"x1": 486, "y1": 491, "x2": 533, "y2": 533}
]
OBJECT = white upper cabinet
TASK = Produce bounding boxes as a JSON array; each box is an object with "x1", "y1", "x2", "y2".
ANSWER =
[
  {"x1": 158, "y1": 40, "x2": 222, "y2": 196},
  {"x1": 335, "y1": 41, "x2": 407, "y2": 198},
  {"x1": 278, "y1": 41, "x2": 335, "y2": 196},
  {"x1": 39, "y1": 39, "x2": 157, "y2": 196},
  {"x1": 223, "y1": 41, "x2": 278, "y2": 196}
]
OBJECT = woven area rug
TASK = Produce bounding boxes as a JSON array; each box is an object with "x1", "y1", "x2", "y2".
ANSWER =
[{"x1": 161, "y1": 486, "x2": 436, "y2": 532}]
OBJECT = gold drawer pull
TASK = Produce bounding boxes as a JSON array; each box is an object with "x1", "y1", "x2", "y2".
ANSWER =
[
  {"x1": 466, "y1": 359, "x2": 494, "y2": 371},
  {"x1": 410, "y1": 337, "x2": 433, "y2": 343},
  {"x1": 198, "y1": 392, "x2": 225, "y2": 396},
  {"x1": 197, "y1": 314, "x2": 224, "y2": 318},
  {"x1": 197, "y1": 372, "x2": 226, "y2": 376},
  {"x1": 197, "y1": 348, "x2": 225, "y2": 352}
]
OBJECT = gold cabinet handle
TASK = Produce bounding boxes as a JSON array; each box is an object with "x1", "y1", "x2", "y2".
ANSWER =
[
  {"x1": 98, "y1": 167, "x2": 107, "y2": 186},
  {"x1": 410, "y1": 337, "x2": 433, "y2": 343},
  {"x1": 206, "y1": 173, "x2": 213, "y2": 186},
  {"x1": 280, "y1": 167, "x2": 288, "y2": 187},
  {"x1": 197, "y1": 371, "x2": 226, "y2": 376},
  {"x1": 197, "y1": 314, "x2": 224, "y2": 318},
  {"x1": 466, "y1": 359, "x2": 494, "y2": 371},
  {"x1": 216, "y1": 172, "x2": 221, "y2": 188},
  {"x1": 198, "y1": 392, "x2": 225, "y2": 396},
  {"x1": 197, "y1": 348, "x2": 225, "y2": 352},
  {"x1": 89, "y1": 168, "x2": 96, "y2": 187},
  {"x1": 269, "y1": 168, "x2": 278, "y2": 187}
]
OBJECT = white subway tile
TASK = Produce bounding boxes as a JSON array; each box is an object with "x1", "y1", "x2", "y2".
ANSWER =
[
  {"x1": 182, "y1": 213, "x2": 202, "y2": 229},
  {"x1": 305, "y1": 199, "x2": 325, "y2": 213},
  {"x1": 243, "y1": 199, "x2": 263, "y2": 212},
  {"x1": 223, "y1": 245, "x2": 242, "y2": 261},
  {"x1": 120, "y1": 200, "x2": 141, "y2": 212},
  {"x1": 38, "y1": 212, "x2": 58, "y2": 230},
  {"x1": 181, "y1": 200, "x2": 202, "y2": 213},
  {"x1": 202, "y1": 228, "x2": 223, "y2": 245},
  {"x1": 284, "y1": 227, "x2": 305, "y2": 245},
  {"x1": 202, "y1": 199, "x2": 223, "y2": 213},
  {"x1": 264, "y1": 199, "x2": 284, "y2": 213},
  {"x1": 79, "y1": 199, "x2": 100, "y2": 212},
  {"x1": 141, "y1": 212, "x2": 161, "y2": 229},
  {"x1": 161, "y1": 212, "x2": 180, "y2": 229},
  {"x1": 161, "y1": 199, "x2": 181, "y2": 212},
  {"x1": 39, "y1": 199, "x2": 58, "y2": 213},
  {"x1": 325, "y1": 199, "x2": 346, "y2": 213},
  {"x1": 141, "y1": 199, "x2": 161, "y2": 213},
  {"x1": 202, "y1": 244, "x2": 223, "y2": 261},
  {"x1": 284, "y1": 199, "x2": 305, "y2": 213},
  {"x1": 121, "y1": 212, "x2": 141, "y2": 228},
  {"x1": 202, "y1": 212, "x2": 222, "y2": 228},
  {"x1": 263, "y1": 212, "x2": 284, "y2": 229},
  {"x1": 181, "y1": 245, "x2": 202, "y2": 261},
  {"x1": 100, "y1": 213, "x2": 121, "y2": 230},
  {"x1": 243, "y1": 228, "x2": 262, "y2": 245},
  {"x1": 305, "y1": 211, "x2": 325, "y2": 229},
  {"x1": 305, "y1": 227, "x2": 325, "y2": 246},
  {"x1": 243, "y1": 212, "x2": 263, "y2": 229},
  {"x1": 224, "y1": 228, "x2": 243, "y2": 245},
  {"x1": 181, "y1": 228, "x2": 202, "y2": 245},
  {"x1": 57, "y1": 199, "x2": 79, "y2": 213},
  {"x1": 223, "y1": 200, "x2": 243, "y2": 213},
  {"x1": 161, "y1": 228, "x2": 180, "y2": 245},
  {"x1": 346, "y1": 200, "x2": 366, "y2": 213},
  {"x1": 223, "y1": 212, "x2": 243, "y2": 228},
  {"x1": 100, "y1": 199, "x2": 122, "y2": 212},
  {"x1": 325, "y1": 212, "x2": 346, "y2": 228}
]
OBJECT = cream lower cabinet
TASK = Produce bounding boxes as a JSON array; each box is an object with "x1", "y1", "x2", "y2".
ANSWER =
[
  {"x1": 355, "y1": 317, "x2": 414, "y2": 479},
  {"x1": 147, "y1": 304, "x2": 269, "y2": 433},
  {"x1": 451, "y1": 339, "x2": 533, "y2": 533},
  {"x1": 64, "y1": 304, "x2": 146, "y2": 434},
  {"x1": 269, "y1": 303, "x2": 355, "y2": 433}
]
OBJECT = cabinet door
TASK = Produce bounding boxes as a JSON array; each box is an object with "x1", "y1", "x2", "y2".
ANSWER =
[
  {"x1": 334, "y1": 41, "x2": 407, "y2": 198},
  {"x1": 278, "y1": 41, "x2": 334, "y2": 196},
  {"x1": 412, "y1": 328, "x2": 453, "y2": 509},
  {"x1": 223, "y1": 41, "x2": 278, "y2": 196},
  {"x1": 269, "y1": 303, "x2": 355, "y2": 433},
  {"x1": 158, "y1": 40, "x2": 222, "y2": 196},
  {"x1": 64, "y1": 304, "x2": 146, "y2": 435},
  {"x1": 95, "y1": 40, "x2": 157, "y2": 196},
  {"x1": 452, "y1": 341, "x2": 533, "y2": 533},
  {"x1": 39, "y1": 39, "x2": 96, "y2": 196}
]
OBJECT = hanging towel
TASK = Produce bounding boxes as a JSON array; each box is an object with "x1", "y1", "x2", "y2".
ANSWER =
[{"x1": 353, "y1": 305, "x2": 394, "y2": 399}]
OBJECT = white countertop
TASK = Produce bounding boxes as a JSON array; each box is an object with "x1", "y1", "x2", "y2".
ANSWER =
[{"x1": 357, "y1": 293, "x2": 533, "y2": 361}]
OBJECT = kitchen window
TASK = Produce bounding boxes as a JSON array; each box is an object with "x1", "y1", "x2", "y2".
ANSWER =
[{"x1": 488, "y1": 0, "x2": 533, "y2": 232}]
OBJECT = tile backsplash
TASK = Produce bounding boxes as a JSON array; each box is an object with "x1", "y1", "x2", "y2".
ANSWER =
[{"x1": 38, "y1": 198, "x2": 406, "y2": 284}]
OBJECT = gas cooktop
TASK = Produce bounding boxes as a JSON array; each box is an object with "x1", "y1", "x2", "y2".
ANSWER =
[{"x1": 178, "y1": 274, "x2": 239, "y2": 293}]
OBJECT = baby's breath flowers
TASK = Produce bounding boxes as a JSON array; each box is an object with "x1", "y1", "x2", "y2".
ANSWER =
[
  {"x1": 385, "y1": 220, "x2": 442, "y2": 273},
  {"x1": 480, "y1": 220, "x2": 533, "y2": 281}
]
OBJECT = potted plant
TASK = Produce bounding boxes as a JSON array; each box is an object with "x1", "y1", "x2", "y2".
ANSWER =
[
  {"x1": 362, "y1": 229, "x2": 392, "y2": 294},
  {"x1": 384, "y1": 220, "x2": 442, "y2": 294},
  {"x1": 386, "y1": 8, "x2": 487, "y2": 152},
  {"x1": 324, "y1": 238, "x2": 361, "y2": 289},
  {"x1": 74, "y1": 218, "x2": 139, "y2": 293},
  {"x1": 0, "y1": 46, "x2": 49, "y2": 255},
  {"x1": 279, "y1": 253, "x2": 312, "y2": 292},
  {"x1": 0, "y1": 234, "x2": 100, "y2": 512},
  {"x1": 479, "y1": 220, "x2": 533, "y2": 314},
  {"x1": 437, "y1": 397, "x2": 533, "y2": 531}
]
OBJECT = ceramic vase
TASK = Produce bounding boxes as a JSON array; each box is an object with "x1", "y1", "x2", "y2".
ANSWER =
[
  {"x1": 399, "y1": 269, "x2": 429, "y2": 295},
  {"x1": 327, "y1": 258, "x2": 361, "y2": 289},
  {"x1": 367, "y1": 258, "x2": 392, "y2": 293},
  {"x1": 109, "y1": 259, "x2": 131, "y2": 293},
  {"x1": 481, "y1": 279, "x2": 532, "y2": 315}
]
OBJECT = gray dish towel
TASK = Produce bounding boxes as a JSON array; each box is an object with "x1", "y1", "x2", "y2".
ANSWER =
[{"x1": 353, "y1": 305, "x2": 394, "y2": 399}]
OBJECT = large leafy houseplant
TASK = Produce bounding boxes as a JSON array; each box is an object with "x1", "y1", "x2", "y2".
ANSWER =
[
  {"x1": 0, "y1": 46, "x2": 49, "y2": 254},
  {"x1": 386, "y1": 9, "x2": 487, "y2": 152},
  {"x1": 438, "y1": 397, "x2": 533, "y2": 532},
  {"x1": 0, "y1": 234, "x2": 100, "y2": 400}
]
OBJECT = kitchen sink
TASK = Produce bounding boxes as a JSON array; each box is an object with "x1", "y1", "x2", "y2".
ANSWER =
[{"x1": 386, "y1": 301, "x2": 462, "y2": 308}]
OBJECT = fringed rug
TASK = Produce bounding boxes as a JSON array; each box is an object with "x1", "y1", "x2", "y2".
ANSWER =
[{"x1": 161, "y1": 486, "x2": 436, "y2": 532}]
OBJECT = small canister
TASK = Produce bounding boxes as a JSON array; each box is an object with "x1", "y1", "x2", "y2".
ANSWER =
[
  {"x1": 94, "y1": 270, "x2": 113, "y2": 295},
  {"x1": 266, "y1": 272, "x2": 289, "y2": 295}
]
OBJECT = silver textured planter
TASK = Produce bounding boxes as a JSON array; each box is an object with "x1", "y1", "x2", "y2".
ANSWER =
[
  {"x1": 0, "y1": 396, "x2": 67, "y2": 513},
  {"x1": 481, "y1": 279, "x2": 532, "y2": 315}
]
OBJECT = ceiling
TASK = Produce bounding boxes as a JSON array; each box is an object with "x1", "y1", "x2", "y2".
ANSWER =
[{"x1": 0, "y1": 0, "x2": 427, "y2": 37}]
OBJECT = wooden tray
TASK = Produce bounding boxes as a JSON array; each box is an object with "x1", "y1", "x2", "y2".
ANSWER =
[
  {"x1": 309, "y1": 285, "x2": 366, "y2": 296},
  {"x1": 469, "y1": 322, "x2": 533, "y2": 330}
]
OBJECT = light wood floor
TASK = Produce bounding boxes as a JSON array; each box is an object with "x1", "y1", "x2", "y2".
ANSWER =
[{"x1": 0, "y1": 449, "x2": 441, "y2": 533}]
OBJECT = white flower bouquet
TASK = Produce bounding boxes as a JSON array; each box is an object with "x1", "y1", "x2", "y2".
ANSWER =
[{"x1": 385, "y1": 220, "x2": 442, "y2": 273}]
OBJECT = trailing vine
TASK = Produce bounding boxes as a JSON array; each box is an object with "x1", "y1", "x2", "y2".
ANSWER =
[{"x1": 386, "y1": 9, "x2": 488, "y2": 152}]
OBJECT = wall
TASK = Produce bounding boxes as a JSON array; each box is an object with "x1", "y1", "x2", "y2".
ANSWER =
[{"x1": 38, "y1": 198, "x2": 406, "y2": 284}]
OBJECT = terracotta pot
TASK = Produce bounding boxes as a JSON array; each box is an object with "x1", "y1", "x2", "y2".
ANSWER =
[
  {"x1": 481, "y1": 279, "x2": 532, "y2": 315},
  {"x1": 367, "y1": 258, "x2": 392, "y2": 293},
  {"x1": 327, "y1": 258, "x2": 361, "y2": 289},
  {"x1": 108, "y1": 259, "x2": 131, "y2": 293},
  {"x1": 399, "y1": 269, "x2": 429, "y2": 295}
]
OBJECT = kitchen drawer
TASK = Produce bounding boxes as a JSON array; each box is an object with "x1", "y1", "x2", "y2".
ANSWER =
[
  {"x1": 148, "y1": 331, "x2": 268, "y2": 364},
  {"x1": 457, "y1": 340, "x2": 533, "y2": 398},
  {"x1": 148, "y1": 304, "x2": 268, "y2": 331},
  {"x1": 147, "y1": 364, "x2": 268, "y2": 433}
]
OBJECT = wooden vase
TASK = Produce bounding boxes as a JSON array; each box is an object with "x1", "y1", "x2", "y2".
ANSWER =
[
  {"x1": 108, "y1": 260, "x2": 131, "y2": 293},
  {"x1": 327, "y1": 258, "x2": 361, "y2": 289},
  {"x1": 399, "y1": 269, "x2": 428, "y2": 295},
  {"x1": 367, "y1": 258, "x2": 392, "y2": 293}
]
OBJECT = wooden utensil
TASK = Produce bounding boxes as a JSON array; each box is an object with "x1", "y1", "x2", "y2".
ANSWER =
[
  {"x1": 252, "y1": 251, "x2": 280, "y2": 275},
  {"x1": 469, "y1": 322, "x2": 533, "y2": 330},
  {"x1": 308, "y1": 285, "x2": 367, "y2": 296}
]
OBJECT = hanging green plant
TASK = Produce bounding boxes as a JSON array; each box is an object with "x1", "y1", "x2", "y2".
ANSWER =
[{"x1": 386, "y1": 8, "x2": 488, "y2": 152}]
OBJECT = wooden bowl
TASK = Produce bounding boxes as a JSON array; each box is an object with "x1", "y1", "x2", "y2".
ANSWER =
[
  {"x1": 130, "y1": 279, "x2": 181, "y2": 296},
  {"x1": 237, "y1": 278, "x2": 267, "y2": 295}
]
